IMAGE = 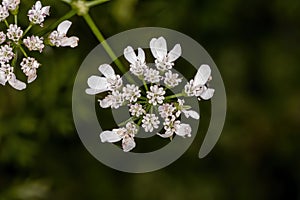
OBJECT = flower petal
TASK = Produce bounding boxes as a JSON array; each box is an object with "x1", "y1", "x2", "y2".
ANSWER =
[
  {"x1": 167, "y1": 44, "x2": 181, "y2": 62},
  {"x1": 150, "y1": 38, "x2": 158, "y2": 58},
  {"x1": 27, "y1": 74, "x2": 37, "y2": 83},
  {"x1": 200, "y1": 88, "x2": 215, "y2": 100},
  {"x1": 122, "y1": 136, "x2": 136, "y2": 152},
  {"x1": 87, "y1": 75, "x2": 108, "y2": 90},
  {"x1": 157, "y1": 131, "x2": 173, "y2": 138},
  {"x1": 98, "y1": 64, "x2": 115, "y2": 78},
  {"x1": 35, "y1": 1, "x2": 42, "y2": 9},
  {"x1": 124, "y1": 46, "x2": 137, "y2": 64},
  {"x1": 41, "y1": 6, "x2": 50, "y2": 15},
  {"x1": 194, "y1": 64, "x2": 211, "y2": 86},
  {"x1": 61, "y1": 36, "x2": 79, "y2": 48},
  {"x1": 0, "y1": 71, "x2": 6, "y2": 85},
  {"x1": 153, "y1": 37, "x2": 167, "y2": 59},
  {"x1": 175, "y1": 123, "x2": 192, "y2": 138},
  {"x1": 99, "y1": 97, "x2": 112, "y2": 108},
  {"x1": 182, "y1": 110, "x2": 200, "y2": 119},
  {"x1": 137, "y1": 48, "x2": 145, "y2": 63},
  {"x1": 57, "y1": 20, "x2": 72, "y2": 35},
  {"x1": 100, "y1": 131, "x2": 122, "y2": 143},
  {"x1": 8, "y1": 77, "x2": 26, "y2": 90}
]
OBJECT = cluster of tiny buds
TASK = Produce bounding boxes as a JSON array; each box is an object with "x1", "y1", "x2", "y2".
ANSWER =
[
  {"x1": 86, "y1": 36, "x2": 215, "y2": 152},
  {"x1": 0, "y1": 0, "x2": 79, "y2": 90}
]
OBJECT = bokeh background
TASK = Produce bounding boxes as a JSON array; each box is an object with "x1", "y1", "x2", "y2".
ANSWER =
[{"x1": 0, "y1": 0, "x2": 300, "y2": 199}]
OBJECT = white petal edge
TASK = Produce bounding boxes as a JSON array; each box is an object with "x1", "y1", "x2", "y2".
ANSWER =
[
  {"x1": 87, "y1": 75, "x2": 108, "y2": 90},
  {"x1": 175, "y1": 123, "x2": 192, "y2": 138},
  {"x1": 194, "y1": 64, "x2": 211, "y2": 86},
  {"x1": 0, "y1": 71, "x2": 6, "y2": 85},
  {"x1": 100, "y1": 131, "x2": 122, "y2": 143},
  {"x1": 182, "y1": 110, "x2": 200, "y2": 120},
  {"x1": 41, "y1": 6, "x2": 50, "y2": 15},
  {"x1": 200, "y1": 88, "x2": 215, "y2": 100},
  {"x1": 35, "y1": 1, "x2": 42, "y2": 9},
  {"x1": 61, "y1": 36, "x2": 79, "y2": 48},
  {"x1": 124, "y1": 46, "x2": 137, "y2": 64},
  {"x1": 150, "y1": 38, "x2": 158, "y2": 58},
  {"x1": 167, "y1": 44, "x2": 181, "y2": 62},
  {"x1": 98, "y1": 64, "x2": 115, "y2": 78},
  {"x1": 8, "y1": 78, "x2": 26, "y2": 90},
  {"x1": 122, "y1": 136, "x2": 136, "y2": 152},
  {"x1": 137, "y1": 48, "x2": 145, "y2": 63},
  {"x1": 57, "y1": 20, "x2": 72, "y2": 35},
  {"x1": 153, "y1": 37, "x2": 167, "y2": 60},
  {"x1": 99, "y1": 97, "x2": 112, "y2": 108}
]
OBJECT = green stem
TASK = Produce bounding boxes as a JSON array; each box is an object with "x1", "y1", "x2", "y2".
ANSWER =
[
  {"x1": 39, "y1": 9, "x2": 77, "y2": 36},
  {"x1": 19, "y1": 46, "x2": 28, "y2": 57},
  {"x1": 143, "y1": 79, "x2": 148, "y2": 91},
  {"x1": 118, "y1": 117, "x2": 135, "y2": 127},
  {"x1": 11, "y1": 50, "x2": 18, "y2": 67},
  {"x1": 14, "y1": 14, "x2": 17, "y2": 25},
  {"x1": 23, "y1": 24, "x2": 33, "y2": 37},
  {"x1": 82, "y1": 13, "x2": 134, "y2": 83},
  {"x1": 4, "y1": 20, "x2": 9, "y2": 28},
  {"x1": 86, "y1": 0, "x2": 110, "y2": 7},
  {"x1": 165, "y1": 93, "x2": 186, "y2": 100}
]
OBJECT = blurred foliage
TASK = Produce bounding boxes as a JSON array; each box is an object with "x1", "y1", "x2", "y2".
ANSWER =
[{"x1": 0, "y1": 0, "x2": 300, "y2": 199}]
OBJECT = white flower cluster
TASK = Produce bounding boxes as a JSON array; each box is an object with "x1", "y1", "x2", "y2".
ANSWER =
[
  {"x1": 0, "y1": 1, "x2": 79, "y2": 90},
  {"x1": 86, "y1": 37, "x2": 215, "y2": 152}
]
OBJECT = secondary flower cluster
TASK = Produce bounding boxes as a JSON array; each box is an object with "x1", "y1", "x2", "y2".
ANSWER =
[
  {"x1": 0, "y1": 0, "x2": 79, "y2": 90},
  {"x1": 86, "y1": 37, "x2": 214, "y2": 152}
]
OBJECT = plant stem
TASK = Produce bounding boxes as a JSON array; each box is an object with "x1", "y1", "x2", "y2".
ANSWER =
[
  {"x1": 4, "y1": 20, "x2": 8, "y2": 28},
  {"x1": 165, "y1": 93, "x2": 185, "y2": 100},
  {"x1": 118, "y1": 117, "x2": 135, "y2": 127},
  {"x1": 39, "y1": 9, "x2": 77, "y2": 36},
  {"x1": 82, "y1": 13, "x2": 134, "y2": 83},
  {"x1": 23, "y1": 24, "x2": 33, "y2": 37},
  {"x1": 14, "y1": 14, "x2": 17, "y2": 25},
  {"x1": 19, "y1": 46, "x2": 28, "y2": 57},
  {"x1": 11, "y1": 50, "x2": 18, "y2": 67},
  {"x1": 86, "y1": 0, "x2": 110, "y2": 7},
  {"x1": 143, "y1": 79, "x2": 148, "y2": 91}
]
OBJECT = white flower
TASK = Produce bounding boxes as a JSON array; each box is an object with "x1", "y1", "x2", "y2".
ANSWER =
[
  {"x1": 6, "y1": 24, "x2": 23, "y2": 42},
  {"x1": 146, "y1": 85, "x2": 165, "y2": 105},
  {"x1": 184, "y1": 64, "x2": 215, "y2": 100},
  {"x1": 122, "y1": 84, "x2": 141, "y2": 103},
  {"x1": 150, "y1": 37, "x2": 181, "y2": 71},
  {"x1": 158, "y1": 103, "x2": 176, "y2": 119},
  {"x1": 144, "y1": 68, "x2": 161, "y2": 83},
  {"x1": 2, "y1": 0, "x2": 20, "y2": 11},
  {"x1": 124, "y1": 46, "x2": 148, "y2": 77},
  {"x1": 100, "y1": 122, "x2": 137, "y2": 152},
  {"x1": 0, "y1": 44, "x2": 14, "y2": 63},
  {"x1": 176, "y1": 99, "x2": 199, "y2": 119},
  {"x1": 86, "y1": 64, "x2": 123, "y2": 95},
  {"x1": 23, "y1": 36, "x2": 44, "y2": 52},
  {"x1": 129, "y1": 103, "x2": 145, "y2": 117},
  {"x1": 175, "y1": 123, "x2": 192, "y2": 138},
  {"x1": 20, "y1": 57, "x2": 40, "y2": 83},
  {"x1": 0, "y1": 31, "x2": 6, "y2": 44},
  {"x1": 157, "y1": 118, "x2": 180, "y2": 138},
  {"x1": 28, "y1": 1, "x2": 50, "y2": 26},
  {"x1": 164, "y1": 70, "x2": 182, "y2": 88},
  {"x1": 49, "y1": 20, "x2": 79, "y2": 48},
  {"x1": 98, "y1": 90, "x2": 124, "y2": 109},
  {"x1": 158, "y1": 120, "x2": 192, "y2": 138},
  {"x1": 142, "y1": 113, "x2": 160, "y2": 132},
  {"x1": 0, "y1": 63, "x2": 26, "y2": 90},
  {"x1": 0, "y1": 5, "x2": 9, "y2": 21}
]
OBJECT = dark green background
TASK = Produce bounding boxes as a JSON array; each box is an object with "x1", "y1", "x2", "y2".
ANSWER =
[{"x1": 0, "y1": 0, "x2": 299, "y2": 199}]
